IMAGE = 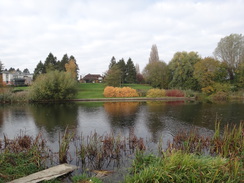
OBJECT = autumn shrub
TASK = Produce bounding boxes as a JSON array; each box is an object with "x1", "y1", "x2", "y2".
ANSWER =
[
  {"x1": 209, "y1": 91, "x2": 229, "y2": 101},
  {"x1": 0, "y1": 88, "x2": 13, "y2": 102},
  {"x1": 29, "y1": 71, "x2": 78, "y2": 101},
  {"x1": 212, "y1": 83, "x2": 232, "y2": 93},
  {"x1": 146, "y1": 88, "x2": 166, "y2": 98},
  {"x1": 202, "y1": 86, "x2": 215, "y2": 95},
  {"x1": 166, "y1": 89, "x2": 185, "y2": 97},
  {"x1": 103, "y1": 86, "x2": 139, "y2": 98}
]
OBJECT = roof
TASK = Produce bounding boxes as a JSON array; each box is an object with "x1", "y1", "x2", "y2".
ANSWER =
[{"x1": 83, "y1": 74, "x2": 102, "y2": 80}]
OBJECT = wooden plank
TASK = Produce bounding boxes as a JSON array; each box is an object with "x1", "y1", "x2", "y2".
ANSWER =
[{"x1": 9, "y1": 164, "x2": 78, "y2": 183}]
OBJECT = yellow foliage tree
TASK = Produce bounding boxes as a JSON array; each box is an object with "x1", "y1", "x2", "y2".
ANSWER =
[{"x1": 65, "y1": 59, "x2": 78, "y2": 80}]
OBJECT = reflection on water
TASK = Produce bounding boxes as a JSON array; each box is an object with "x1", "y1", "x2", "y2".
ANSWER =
[
  {"x1": 30, "y1": 103, "x2": 79, "y2": 132},
  {"x1": 0, "y1": 101, "x2": 243, "y2": 143},
  {"x1": 104, "y1": 102, "x2": 139, "y2": 129}
]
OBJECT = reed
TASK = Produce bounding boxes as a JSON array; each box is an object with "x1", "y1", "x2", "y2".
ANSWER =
[
  {"x1": 125, "y1": 150, "x2": 243, "y2": 183},
  {"x1": 76, "y1": 131, "x2": 147, "y2": 170},
  {"x1": 58, "y1": 127, "x2": 75, "y2": 163},
  {"x1": 168, "y1": 121, "x2": 244, "y2": 160}
]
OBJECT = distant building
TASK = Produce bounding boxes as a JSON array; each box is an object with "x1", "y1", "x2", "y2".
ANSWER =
[
  {"x1": 81, "y1": 74, "x2": 103, "y2": 83},
  {"x1": 0, "y1": 71, "x2": 33, "y2": 86}
]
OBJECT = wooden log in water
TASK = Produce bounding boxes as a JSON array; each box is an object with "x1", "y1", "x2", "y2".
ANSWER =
[{"x1": 8, "y1": 164, "x2": 78, "y2": 183}]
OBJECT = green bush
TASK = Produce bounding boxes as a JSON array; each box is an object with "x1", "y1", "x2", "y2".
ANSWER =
[
  {"x1": 146, "y1": 88, "x2": 166, "y2": 98},
  {"x1": 184, "y1": 89, "x2": 196, "y2": 97},
  {"x1": 212, "y1": 82, "x2": 232, "y2": 93},
  {"x1": 29, "y1": 71, "x2": 78, "y2": 101}
]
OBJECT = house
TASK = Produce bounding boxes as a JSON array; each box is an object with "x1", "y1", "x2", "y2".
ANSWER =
[
  {"x1": 81, "y1": 74, "x2": 103, "y2": 83},
  {"x1": 0, "y1": 71, "x2": 33, "y2": 86}
]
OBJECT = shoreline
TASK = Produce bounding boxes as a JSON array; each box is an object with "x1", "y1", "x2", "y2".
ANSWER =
[{"x1": 67, "y1": 97, "x2": 196, "y2": 102}]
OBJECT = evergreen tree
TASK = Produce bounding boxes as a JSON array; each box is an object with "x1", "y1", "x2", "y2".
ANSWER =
[
  {"x1": 125, "y1": 58, "x2": 137, "y2": 83},
  {"x1": 58, "y1": 54, "x2": 69, "y2": 71},
  {"x1": 104, "y1": 65, "x2": 121, "y2": 87},
  {"x1": 33, "y1": 61, "x2": 45, "y2": 80},
  {"x1": 117, "y1": 58, "x2": 126, "y2": 84},
  {"x1": 109, "y1": 56, "x2": 116, "y2": 69},
  {"x1": 23, "y1": 68, "x2": 30, "y2": 74},
  {"x1": 44, "y1": 53, "x2": 57, "y2": 73}
]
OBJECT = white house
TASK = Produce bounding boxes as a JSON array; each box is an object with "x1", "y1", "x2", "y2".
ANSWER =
[{"x1": 1, "y1": 71, "x2": 33, "y2": 86}]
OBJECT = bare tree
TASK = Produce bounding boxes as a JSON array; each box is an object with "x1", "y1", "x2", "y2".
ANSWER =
[
  {"x1": 214, "y1": 34, "x2": 244, "y2": 81},
  {"x1": 149, "y1": 44, "x2": 159, "y2": 63}
]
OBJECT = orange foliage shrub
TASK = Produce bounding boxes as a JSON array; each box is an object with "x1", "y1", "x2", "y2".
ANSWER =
[
  {"x1": 146, "y1": 88, "x2": 166, "y2": 98},
  {"x1": 103, "y1": 86, "x2": 139, "y2": 98},
  {"x1": 201, "y1": 86, "x2": 214, "y2": 95}
]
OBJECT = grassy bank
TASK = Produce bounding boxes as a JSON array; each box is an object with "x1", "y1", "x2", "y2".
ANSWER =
[
  {"x1": 75, "y1": 83, "x2": 152, "y2": 99},
  {"x1": 75, "y1": 83, "x2": 106, "y2": 99},
  {"x1": 1, "y1": 83, "x2": 244, "y2": 104}
]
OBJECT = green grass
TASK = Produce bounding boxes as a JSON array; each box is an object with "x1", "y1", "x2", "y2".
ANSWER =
[
  {"x1": 12, "y1": 86, "x2": 29, "y2": 92},
  {"x1": 76, "y1": 83, "x2": 152, "y2": 99},
  {"x1": 122, "y1": 84, "x2": 152, "y2": 90},
  {"x1": 76, "y1": 83, "x2": 106, "y2": 99},
  {"x1": 0, "y1": 152, "x2": 43, "y2": 182}
]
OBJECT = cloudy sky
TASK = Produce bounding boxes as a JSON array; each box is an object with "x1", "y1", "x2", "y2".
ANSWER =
[{"x1": 0, "y1": 0, "x2": 243, "y2": 76}]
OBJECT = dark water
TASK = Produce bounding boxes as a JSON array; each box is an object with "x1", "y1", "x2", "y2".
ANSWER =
[
  {"x1": 1, "y1": 101, "x2": 243, "y2": 140},
  {"x1": 0, "y1": 100, "x2": 243, "y2": 181}
]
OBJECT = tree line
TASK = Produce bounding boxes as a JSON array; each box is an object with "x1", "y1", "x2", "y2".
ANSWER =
[
  {"x1": 33, "y1": 53, "x2": 79, "y2": 80},
  {"x1": 105, "y1": 33, "x2": 244, "y2": 95}
]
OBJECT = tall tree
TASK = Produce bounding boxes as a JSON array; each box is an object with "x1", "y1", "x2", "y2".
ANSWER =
[
  {"x1": 125, "y1": 58, "x2": 137, "y2": 83},
  {"x1": 33, "y1": 61, "x2": 45, "y2": 80},
  {"x1": 44, "y1": 52, "x2": 57, "y2": 73},
  {"x1": 169, "y1": 51, "x2": 201, "y2": 90},
  {"x1": 58, "y1": 54, "x2": 69, "y2": 71},
  {"x1": 149, "y1": 44, "x2": 159, "y2": 63},
  {"x1": 194, "y1": 57, "x2": 228, "y2": 89},
  {"x1": 214, "y1": 33, "x2": 244, "y2": 81},
  {"x1": 104, "y1": 65, "x2": 121, "y2": 87},
  {"x1": 109, "y1": 56, "x2": 117, "y2": 69},
  {"x1": 65, "y1": 57, "x2": 79, "y2": 80},
  {"x1": 143, "y1": 61, "x2": 169, "y2": 88},
  {"x1": 235, "y1": 62, "x2": 244, "y2": 88},
  {"x1": 117, "y1": 58, "x2": 126, "y2": 84}
]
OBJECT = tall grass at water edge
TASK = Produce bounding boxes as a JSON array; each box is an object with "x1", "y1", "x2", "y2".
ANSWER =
[
  {"x1": 0, "y1": 133, "x2": 50, "y2": 182},
  {"x1": 125, "y1": 120, "x2": 243, "y2": 183},
  {"x1": 0, "y1": 120, "x2": 243, "y2": 182}
]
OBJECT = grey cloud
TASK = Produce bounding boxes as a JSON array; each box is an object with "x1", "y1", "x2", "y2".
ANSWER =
[{"x1": 0, "y1": 0, "x2": 243, "y2": 74}]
